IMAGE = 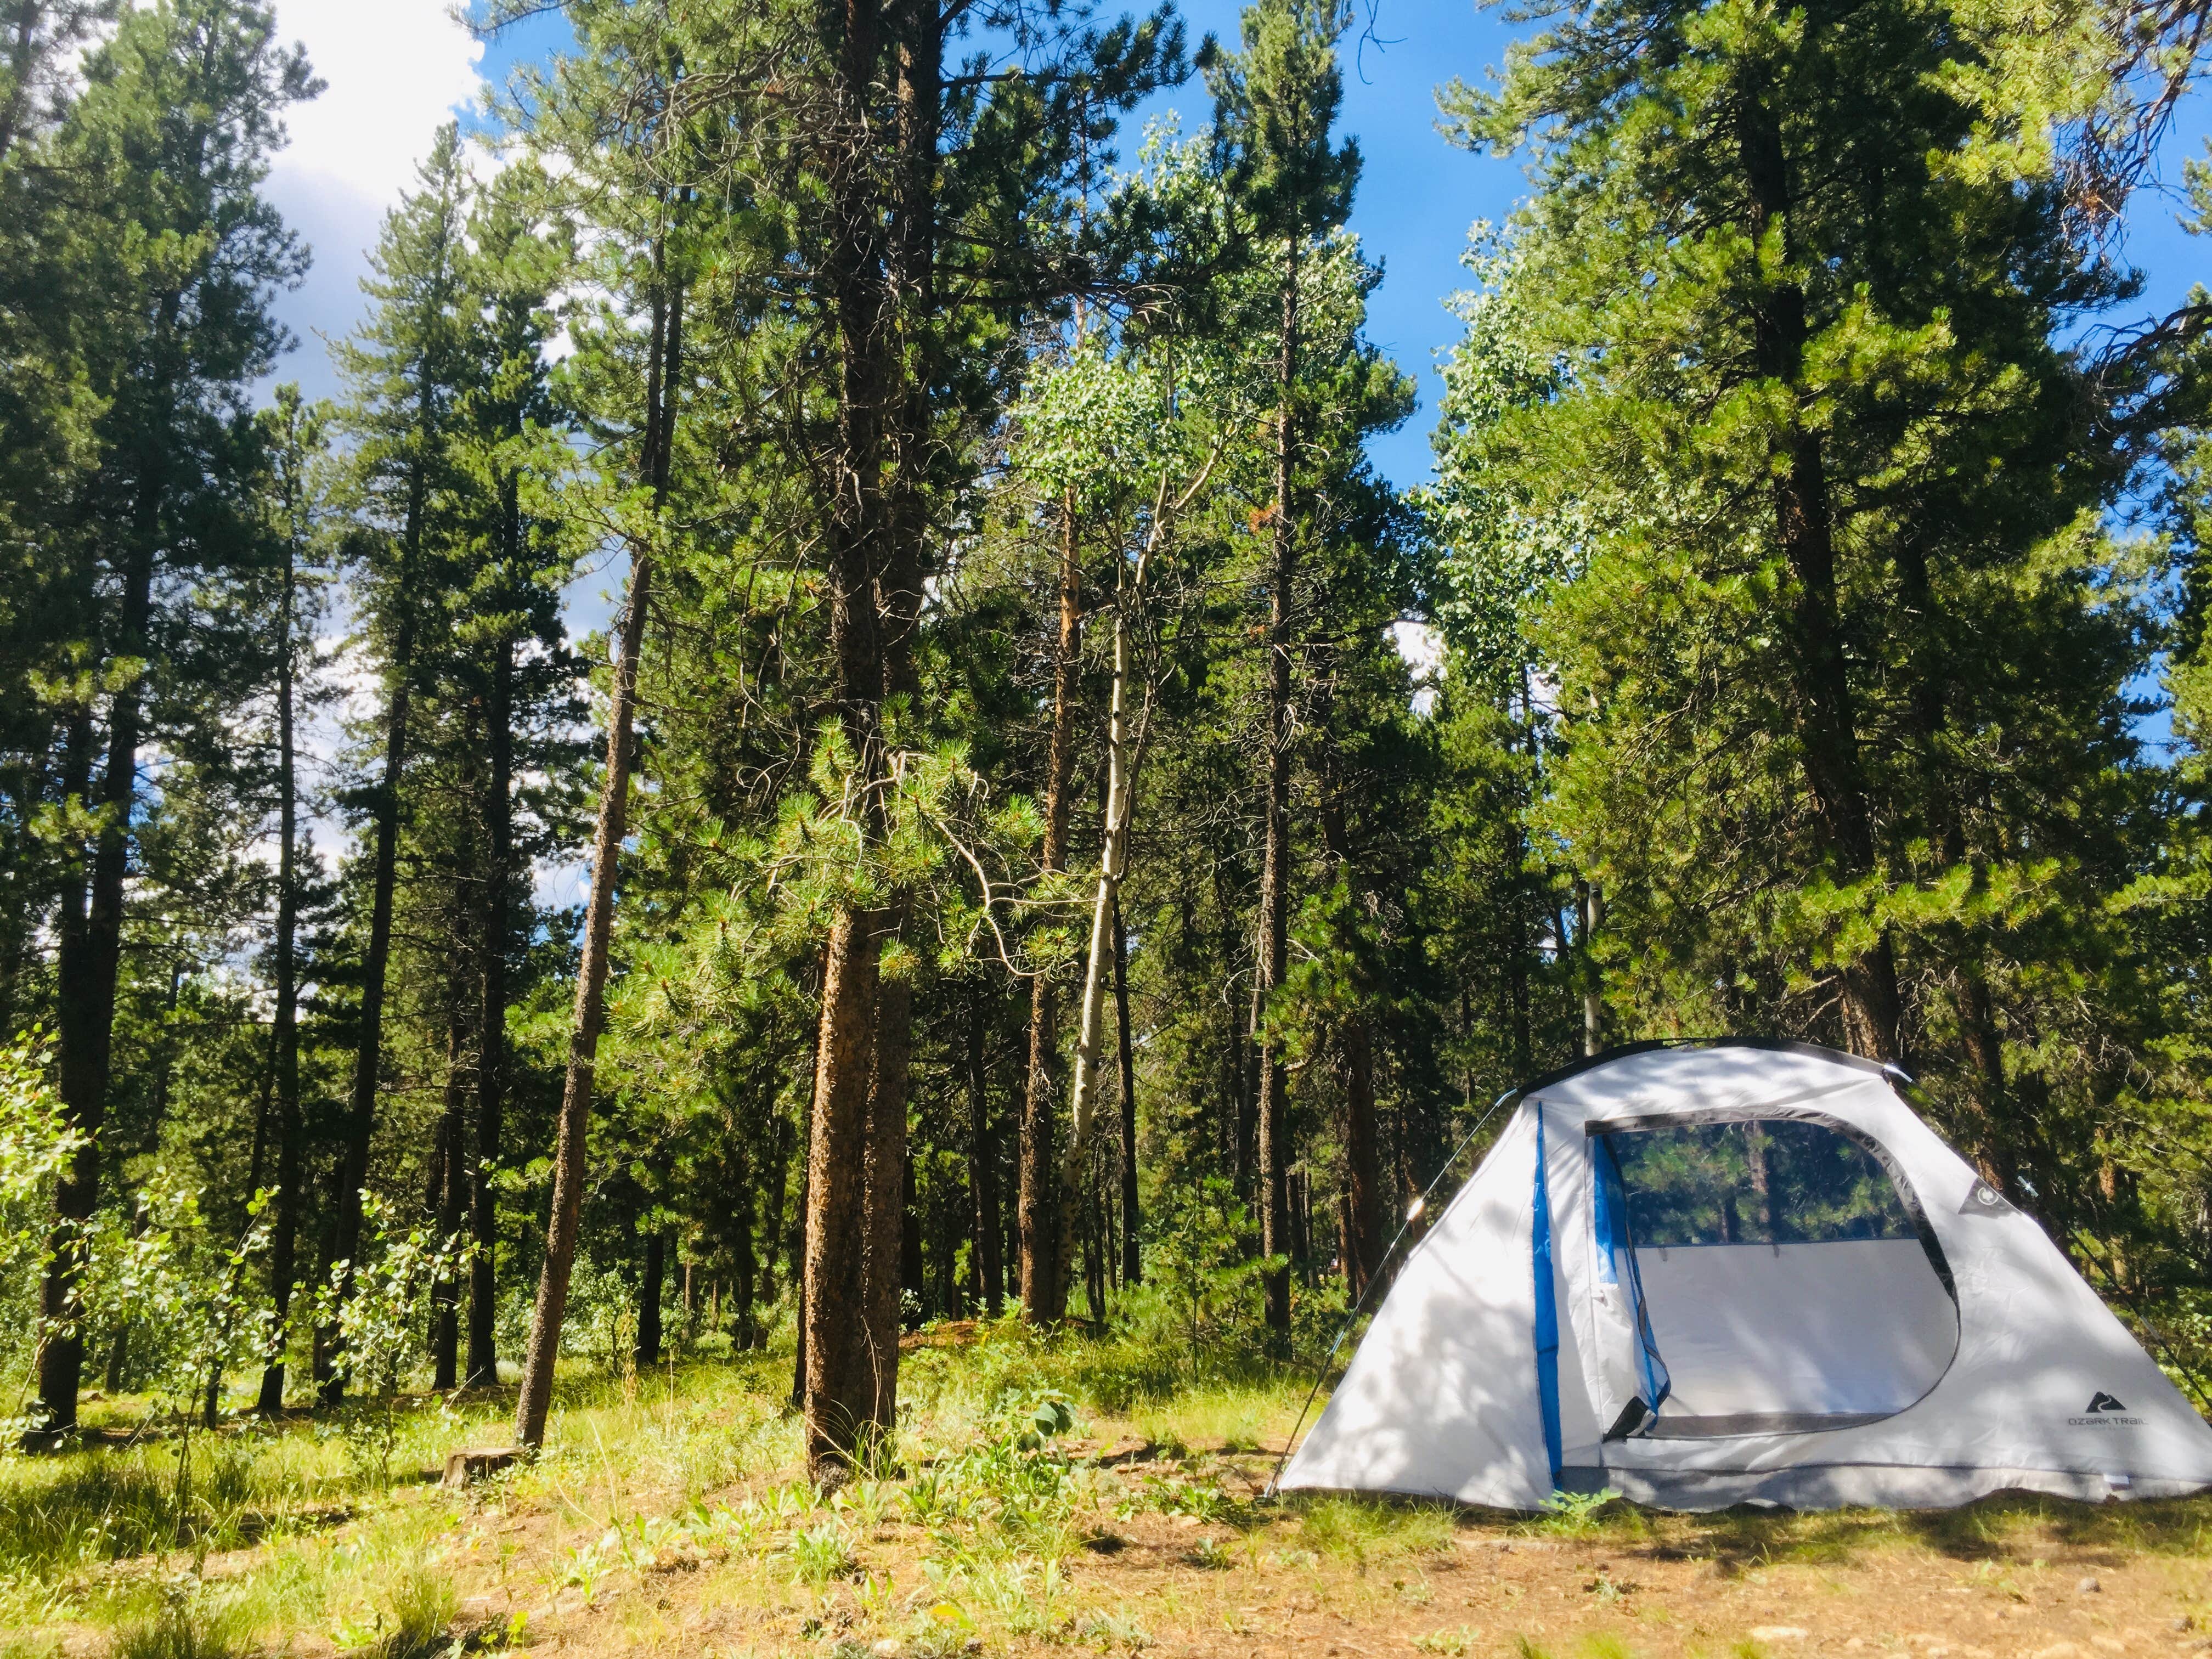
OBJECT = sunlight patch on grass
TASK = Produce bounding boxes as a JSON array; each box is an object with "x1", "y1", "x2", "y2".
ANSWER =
[{"x1": 1293, "y1": 1495, "x2": 1455, "y2": 1566}]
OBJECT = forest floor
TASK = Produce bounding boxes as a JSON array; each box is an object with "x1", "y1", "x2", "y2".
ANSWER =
[{"x1": 5, "y1": 1330, "x2": 2212, "y2": 1659}]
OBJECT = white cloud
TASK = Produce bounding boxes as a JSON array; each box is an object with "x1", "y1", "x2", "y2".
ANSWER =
[{"x1": 262, "y1": 0, "x2": 488, "y2": 398}]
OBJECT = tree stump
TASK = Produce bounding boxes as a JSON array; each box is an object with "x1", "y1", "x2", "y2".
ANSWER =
[{"x1": 442, "y1": 1447, "x2": 520, "y2": 1488}]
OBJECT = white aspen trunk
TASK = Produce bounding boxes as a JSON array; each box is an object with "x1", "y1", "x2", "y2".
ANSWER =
[
  {"x1": 1058, "y1": 571, "x2": 1141, "y2": 1195},
  {"x1": 1056, "y1": 430, "x2": 1227, "y2": 1198}
]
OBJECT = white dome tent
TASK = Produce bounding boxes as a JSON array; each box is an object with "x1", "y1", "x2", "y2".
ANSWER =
[{"x1": 1277, "y1": 1040, "x2": 2212, "y2": 1510}]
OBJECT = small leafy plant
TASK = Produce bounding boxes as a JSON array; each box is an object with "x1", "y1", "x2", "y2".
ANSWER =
[
  {"x1": 787, "y1": 1520, "x2": 859, "y2": 1586},
  {"x1": 1533, "y1": 1487, "x2": 1622, "y2": 1537}
]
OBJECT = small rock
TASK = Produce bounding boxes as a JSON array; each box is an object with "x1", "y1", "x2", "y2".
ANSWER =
[
  {"x1": 1751, "y1": 1629, "x2": 1809, "y2": 1644},
  {"x1": 1171, "y1": 1512, "x2": 1203, "y2": 1530},
  {"x1": 2081, "y1": 1578, "x2": 2104, "y2": 1595},
  {"x1": 2172, "y1": 1619, "x2": 2193, "y2": 1634}
]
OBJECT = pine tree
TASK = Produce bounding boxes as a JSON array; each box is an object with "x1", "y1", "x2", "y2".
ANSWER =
[
  {"x1": 1200, "y1": 0, "x2": 1365, "y2": 1331},
  {"x1": 1434, "y1": 0, "x2": 2147, "y2": 1170},
  {"x1": 319, "y1": 125, "x2": 469, "y2": 1408},
  {"x1": 26, "y1": 0, "x2": 315, "y2": 1441}
]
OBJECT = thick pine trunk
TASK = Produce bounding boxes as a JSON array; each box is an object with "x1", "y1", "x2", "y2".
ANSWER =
[
  {"x1": 802, "y1": 907, "x2": 879, "y2": 1469},
  {"x1": 1254, "y1": 239, "x2": 1300, "y2": 1335},
  {"x1": 1739, "y1": 91, "x2": 1900, "y2": 1063},
  {"x1": 321, "y1": 618, "x2": 412, "y2": 1409},
  {"x1": 430, "y1": 1012, "x2": 467, "y2": 1391},
  {"x1": 1019, "y1": 506, "x2": 1081, "y2": 1320},
  {"x1": 258, "y1": 540, "x2": 304, "y2": 1415},
  {"x1": 469, "y1": 636, "x2": 513, "y2": 1386},
  {"x1": 512, "y1": 279, "x2": 675, "y2": 1452},
  {"x1": 34, "y1": 492, "x2": 159, "y2": 1442}
]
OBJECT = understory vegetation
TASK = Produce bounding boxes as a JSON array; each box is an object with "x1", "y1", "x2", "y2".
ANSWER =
[{"x1": 3, "y1": 1336, "x2": 2212, "y2": 1659}]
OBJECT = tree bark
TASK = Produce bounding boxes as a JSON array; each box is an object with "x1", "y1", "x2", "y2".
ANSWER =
[
  {"x1": 469, "y1": 634, "x2": 513, "y2": 1387},
  {"x1": 1578, "y1": 880, "x2": 1604, "y2": 1058},
  {"x1": 802, "y1": 907, "x2": 879, "y2": 1472},
  {"x1": 512, "y1": 276, "x2": 676, "y2": 1452},
  {"x1": 1114, "y1": 892, "x2": 1140, "y2": 1287},
  {"x1": 1056, "y1": 476, "x2": 1190, "y2": 1277},
  {"x1": 1316, "y1": 783, "x2": 1380, "y2": 1298},
  {"x1": 320, "y1": 607, "x2": 413, "y2": 1410},
  {"x1": 635, "y1": 1228, "x2": 665, "y2": 1370},
  {"x1": 1059, "y1": 444, "x2": 1224, "y2": 1295},
  {"x1": 1254, "y1": 233, "x2": 1301, "y2": 1335},
  {"x1": 968, "y1": 986, "x2": 1002, "y2": 1314},
  {"x1": 862, "y1": 955, "x2": 912, "y2": 1419},
  {"x1": 430, "y1": 1010, "x2": 467, "y2": 1391},
  {"x1": 34, "y1": 470, "x2": 160, "y2": 1441},
  {"x1": 1020, "y1": 502, "x2": 1082, "y2": 1321},
  {"x1": 731, "y1": 1131, "x2": 758, "y2": 1348},
  {"x1": 790, "y1": 1088, "x2": 811, "y2": 1406},
  {"x1": 1738, "y1": 84, "x2": 1899, "y2": 1063},
  {"x1": 258, "y1": 519, "x2": 305, "y2": 1415}
]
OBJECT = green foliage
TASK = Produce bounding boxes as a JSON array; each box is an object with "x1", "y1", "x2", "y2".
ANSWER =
[
  {"x1": 308, "y1": 1197, "x2": 466, "y2": 1486},
  {"x1": 72, "y1": 1172, "x2": 275, "y2": 1528},
  {"x1": 1533, "y1": 1489, "x2": 1624, "y2": 1538},
  {"x1": 110, "y1": 1588, "x2": 254, "y2": 1659},
  {"x1": 0, "y1": 1032, "x2": 81, "y2": 1387},
  {"x1": 787, "y1": 1520, "x2": 860, "y2": 1587},
  {"x1": 1293, "y1": 1495, "x2": 1455, "y2": 1565}
]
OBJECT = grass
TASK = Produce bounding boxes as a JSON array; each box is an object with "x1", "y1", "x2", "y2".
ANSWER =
[
  {"x1": 110, "y1": 1595, "x2": 255, "y2": 1659},
  {"x1": 1295, "y1": 1494, "x2": 1457, "y2": 1565},
  {"x1": 2, "y1": 1327, "x2": 2211, "y2": 1659}
]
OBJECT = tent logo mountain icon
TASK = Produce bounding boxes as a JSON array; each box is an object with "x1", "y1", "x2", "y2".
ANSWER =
[{"x1": 2086, "y1": 1392, "x2": 2128, "y2": 1414}]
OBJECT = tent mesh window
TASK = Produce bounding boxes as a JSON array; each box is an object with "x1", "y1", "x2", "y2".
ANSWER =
[
  {"x1": 1610, "y1": 1119, "x2": 1916, "y2": 1247},
  {"x1": 1598, "y1": 1116, "x2": 1958, "y2": 1438}
]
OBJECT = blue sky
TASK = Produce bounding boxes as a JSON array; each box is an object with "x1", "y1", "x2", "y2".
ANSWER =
[
  {"x1": 452, "y1": 0, "x2": 2209, "y2": 496},
  {"x1": 273, "y1": 0, "x2": 2210, "y2": 495}
]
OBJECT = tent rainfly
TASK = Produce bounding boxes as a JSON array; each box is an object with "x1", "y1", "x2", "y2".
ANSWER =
[{"x1": 1279, "y1": 1040, "x2": 2212, "y2": 1510}]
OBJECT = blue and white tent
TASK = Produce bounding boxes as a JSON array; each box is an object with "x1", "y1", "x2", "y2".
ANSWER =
[{"x1": 1280, "y1": 1041, "x2": 2212, "y2": 1510}]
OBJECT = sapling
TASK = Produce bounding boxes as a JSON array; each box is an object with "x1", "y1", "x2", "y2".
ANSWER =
[
  {"x1": 309, "y1": 1194, "x2": 466, "y2": 1487},
  {"x1": 78, "y1": 1171, "x2": 277, "y2": 1554}
]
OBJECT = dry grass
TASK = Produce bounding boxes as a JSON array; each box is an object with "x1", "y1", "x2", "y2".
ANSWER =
[{"x1": 0, "y1": 1342, "x2": 2208, "y2": 1659}]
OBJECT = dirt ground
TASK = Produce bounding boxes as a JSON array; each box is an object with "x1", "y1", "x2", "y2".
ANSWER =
[{"x1": 390, "y1": 1442, "x2": 2212, "y2": 1659}]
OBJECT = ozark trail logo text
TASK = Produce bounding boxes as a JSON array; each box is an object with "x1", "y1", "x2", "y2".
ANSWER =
[{"x1": 2068, "y1": 1392, "x2": 2144, "y2": 1427}]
